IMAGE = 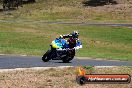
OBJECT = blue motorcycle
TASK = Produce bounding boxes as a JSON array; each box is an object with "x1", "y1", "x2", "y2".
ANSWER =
[{"x1": 42, "y1": 38, "x2": 82, "y2": 63}]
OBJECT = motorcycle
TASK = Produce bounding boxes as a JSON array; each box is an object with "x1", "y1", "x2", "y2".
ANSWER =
[{"x1": 42, "y1": 37, "x2": 82, "y2": 63}]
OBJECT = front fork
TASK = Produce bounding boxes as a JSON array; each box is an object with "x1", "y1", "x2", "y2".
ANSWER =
[{"x1": 50, "y1": 45, "x2": 58, "y2": 59}]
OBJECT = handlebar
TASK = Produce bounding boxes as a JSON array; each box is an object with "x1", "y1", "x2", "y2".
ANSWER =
[{"x1": 57, "y1": 48, "x2": 75, "y2": 51}]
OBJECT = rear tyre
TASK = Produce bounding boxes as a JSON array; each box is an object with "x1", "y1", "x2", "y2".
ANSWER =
[
  {"x1": 42, "y1": 50, "x2": 51, "y2": 62},
  {"x1": 62, "y1": 49, "x2": 75, "y2": 63},
  {"x1": 62, "y1": 56, "x2": 73, "y2": 63}
]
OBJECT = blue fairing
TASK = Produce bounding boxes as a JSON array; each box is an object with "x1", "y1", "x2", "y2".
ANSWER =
[
  {"x1": 53, "y1": 38, "x2": 82, "y2": 49},
  {"x1": 54, "y1": 38, "x2": 68, "y2": 49}
]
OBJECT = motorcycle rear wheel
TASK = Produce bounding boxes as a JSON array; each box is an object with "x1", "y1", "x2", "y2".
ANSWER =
[
  {"x1": 62, "y1": 49, "x2": 75, "y2": 63},
  {"x1": 42, "y1": 50, "x2": 51, "y2": 62}
]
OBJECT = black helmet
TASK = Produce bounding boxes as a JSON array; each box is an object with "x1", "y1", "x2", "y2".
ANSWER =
[{"x1": 72, "y1": 31, "x2": 79, "y2": 38}]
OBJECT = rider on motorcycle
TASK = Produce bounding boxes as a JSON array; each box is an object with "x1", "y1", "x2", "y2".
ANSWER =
[
  {"x1": 61, "y1": 31, "x2": 79, "y2": 39},
  {"x1": 59, "y1": 31, "x2": 81, "y2": 49},
  {"x1": 42, "y1": 31, "x2": 82, "y2": 62}
]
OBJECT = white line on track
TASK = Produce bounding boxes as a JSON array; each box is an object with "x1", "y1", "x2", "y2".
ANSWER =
[
  {"x1": 0, "y1": 66, "x2": 118, "y2": 73},
  {"x1": 0, "y1": 66, "x2": 74, "y2": 72}
]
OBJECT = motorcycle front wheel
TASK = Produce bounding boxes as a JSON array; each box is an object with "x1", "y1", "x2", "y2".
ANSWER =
[{"x1": 42, "y1": 50, "x2": 51, "y2": 62}]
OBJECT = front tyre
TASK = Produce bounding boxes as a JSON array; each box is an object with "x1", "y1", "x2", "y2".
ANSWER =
[{"x1": 42, "y1": 50, "x2": 51, "y2": 62}]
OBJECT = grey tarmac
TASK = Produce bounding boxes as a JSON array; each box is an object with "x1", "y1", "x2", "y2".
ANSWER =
[
  {"x1": 0, "y1": 55, "x2": 132, "y2": 69},
  {"x1": 0, "y1": 20, "x2": 132, "y2": 27}
]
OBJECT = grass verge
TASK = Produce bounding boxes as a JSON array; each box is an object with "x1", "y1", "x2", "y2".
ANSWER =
[{"x1": 0, "y1": 66, "x2": 132, "y2": 88}]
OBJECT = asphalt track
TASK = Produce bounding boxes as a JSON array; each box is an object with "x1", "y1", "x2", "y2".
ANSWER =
[{"x1": 0, "y1": 55, "x2": 132, "y2": 69}]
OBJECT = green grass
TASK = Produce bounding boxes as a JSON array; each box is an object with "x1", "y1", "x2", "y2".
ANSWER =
[
  {"x1": 0, "y1": 0, "x2": 132, "y2": 61},
  {"x1": 0, "y1": 22, "x2": 132, "y2": 61}
]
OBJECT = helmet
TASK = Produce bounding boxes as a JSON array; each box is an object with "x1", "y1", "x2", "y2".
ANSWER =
[{"x1": 72, "y1": 31, "x2": 79, "y2": 38}]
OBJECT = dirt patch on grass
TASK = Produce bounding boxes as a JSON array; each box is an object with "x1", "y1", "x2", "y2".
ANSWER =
[
  {"x1": 0, "y1": 66, "x2": 132, "y2": 88},
  {"x1": 80, "y1": 4, "x2": 132, "y2": 21},
  {"x1": 13, "y1": 28, "x2": 41, "y2": 34}
]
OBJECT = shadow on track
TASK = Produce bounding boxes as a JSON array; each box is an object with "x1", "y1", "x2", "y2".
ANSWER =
[{"x1": 54, "y1": 61, "x2": 72, "y2": 63}]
